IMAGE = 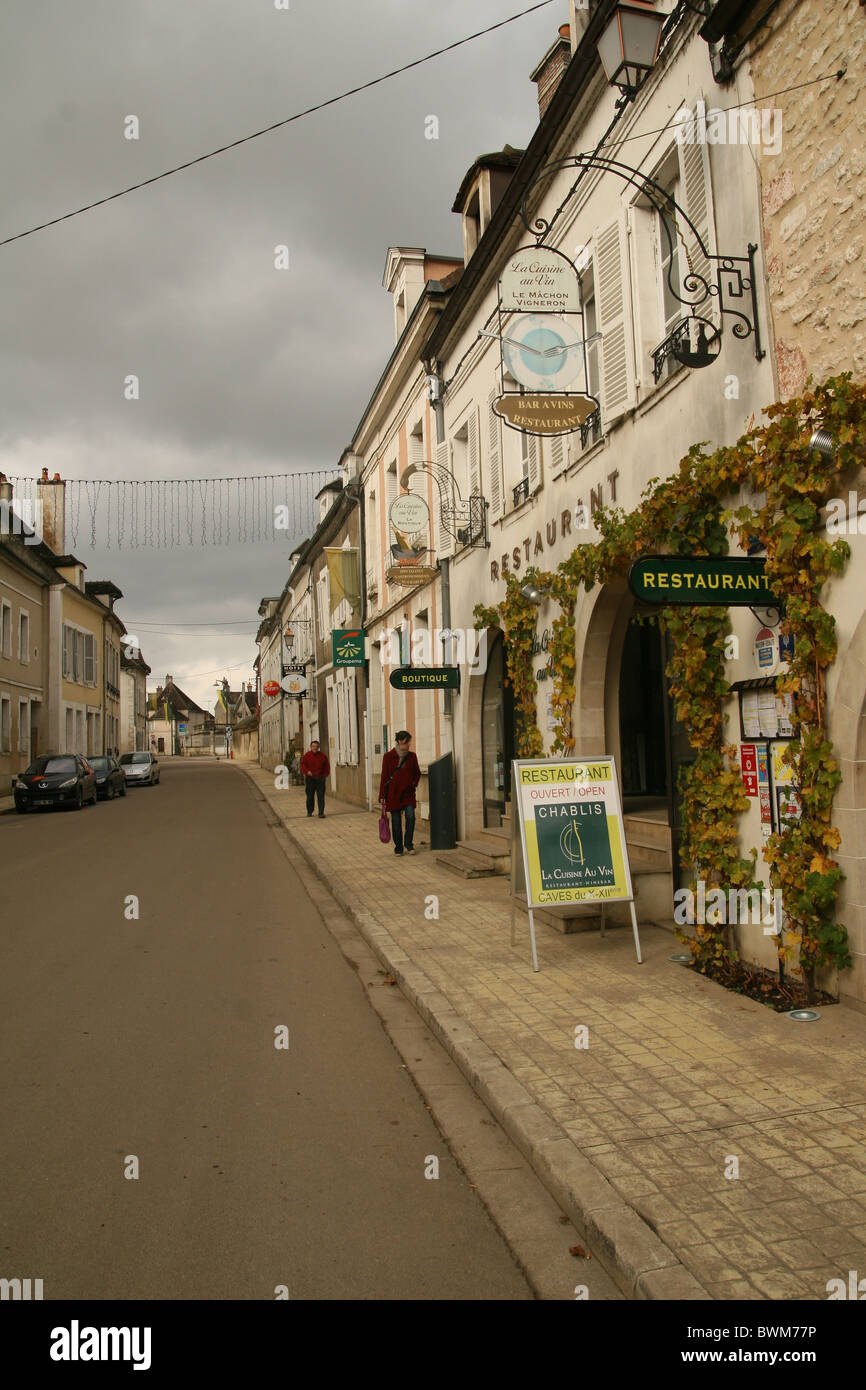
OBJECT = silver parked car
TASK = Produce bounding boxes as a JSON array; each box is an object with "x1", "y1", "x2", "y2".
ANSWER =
[{"x1": 119, "y1": 751, "x2": 160, "y2": 786}]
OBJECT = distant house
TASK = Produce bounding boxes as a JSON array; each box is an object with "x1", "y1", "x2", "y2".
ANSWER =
[
  {"x1": 147, "y1": 675, "x2": 211, "y2": 755},
  {"x1": 213, "y1": 681, "x2": 257, "y2": 757},
  {"x1": 120, "y1": 646, "x2": 151, "y2": 753}
]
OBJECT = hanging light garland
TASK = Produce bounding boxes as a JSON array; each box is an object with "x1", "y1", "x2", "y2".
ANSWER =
[{"x1": 6, "y1": 469, "x2": 341, "y2": 550}]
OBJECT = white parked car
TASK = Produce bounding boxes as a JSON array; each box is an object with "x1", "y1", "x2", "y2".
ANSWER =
[{"x1": 119, "y1": 751, "x2": 160, "y2": 786}]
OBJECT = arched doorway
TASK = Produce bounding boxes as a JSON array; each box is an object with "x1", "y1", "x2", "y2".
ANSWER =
[
  {"x1": 618, "y1": 617, "x2": 668, "y2": 797},
  {"x1": 481, "y1": 630, "x2": 514, "y2": 827},
  {"x1": 617, "y1": 613, "x2": 693, "y2": 885}
]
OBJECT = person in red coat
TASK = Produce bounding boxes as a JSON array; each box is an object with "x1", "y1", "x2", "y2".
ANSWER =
[
  {"x1": 379, "y1": 730, "x2": 421, "y2": 855},
  {"x1": 300, "y1": 739, "x2": 330, "y2": 817}
]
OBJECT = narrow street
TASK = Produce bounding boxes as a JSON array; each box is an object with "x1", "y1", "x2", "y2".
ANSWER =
[{"x1": 0, "y1": 760, "x2": 538, "y2": 1300}]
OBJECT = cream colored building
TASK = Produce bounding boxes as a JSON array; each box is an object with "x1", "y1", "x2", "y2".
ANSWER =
[
  {"x1": 0, "y1": 476, "x2": 57, "y2": 783},
  {"x1": 413, "y1": 0, "x2": 866, "y2": 1008},
  {"x1": 120, "y1": 647, "x2": 151, "y2": 753},
  {"x1": 353, "y1": 248, "x2": 463, "y2": 820}
]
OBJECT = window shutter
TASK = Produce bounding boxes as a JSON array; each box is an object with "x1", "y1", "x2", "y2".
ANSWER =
[
  {"x1": 468, "y1": 410, "x2": 480, "y2": 497},
  {"x1": 436, "y1": 438, "x2": 454, "y2": 558},
  {"x1": 63, "y1": 625, "x2": 70, "y2": 678},
  {"x1": 73, "y1": 631, "x2": 81, "y2": 683},
  {"x1": 593, "y1": 216, "x2": 635, "y2": 428},
  {"x1": 549, "y1": 433, "x2": 566, "y2": 478},
  {"x1": 678, "y1": 112, "x2": 718, "y2": 326},
  {"x1": 487, "y1": 389, "x2": 503, "y2": 522},
  {"x1": 348, "y1": 668, "x2": 358, "y2": 765},
  {"x1": 527, "y1": 434, "x2": 541, "y2": 495}
]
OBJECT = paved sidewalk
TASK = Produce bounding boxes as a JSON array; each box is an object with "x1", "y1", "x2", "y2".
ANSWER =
[{"x1": 245, "y1": 764, "x2": 866, "y2": 1300}]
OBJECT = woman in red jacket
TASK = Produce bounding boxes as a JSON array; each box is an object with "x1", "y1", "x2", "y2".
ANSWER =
[{"x1": 379, "y1": 730, "x2": 421, "y2": 855}]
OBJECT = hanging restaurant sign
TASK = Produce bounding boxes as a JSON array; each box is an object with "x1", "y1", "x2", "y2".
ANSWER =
[
  {"x1": 389, "y1": 666, "x2": 460, "y2": 691},
  {"x1": 628, "y1": 556, "x2": 780, "y2": 606},
  {"x1": 385, "y1": 564, "x2": 438, "y2": 587},
  {"x1": 494, "y1": 392, "x2": 599, "y2": 436},
  {"x1": 388, "y1": 493, "x2": 431, "y2": 570},
  {"x1": 500, "y1": 246, "x2": 582, "y2": 313},
  {"x1": 280, "y1": 673, "x2": 307, "y2": 695}
]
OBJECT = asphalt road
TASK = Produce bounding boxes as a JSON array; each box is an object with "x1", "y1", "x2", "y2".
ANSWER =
[{"x1": 0, "y1": 760, "x2": 531, "y2": 1300}]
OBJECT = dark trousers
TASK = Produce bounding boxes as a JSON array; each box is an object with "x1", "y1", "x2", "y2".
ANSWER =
[
  {"x1": 390, "y1": 805, "x2": 415, "y2": 852},
  {"x1": 305, "y1": 776, "x2": 326, "y2": 815}
]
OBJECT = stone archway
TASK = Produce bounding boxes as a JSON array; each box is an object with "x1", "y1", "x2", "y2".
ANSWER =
[
  {"x1": 573, "y1": 579, "x2": 632, "y2": 759},
  {"x1": 462, "y1": 624, "x2": 504, "y2": 836}
]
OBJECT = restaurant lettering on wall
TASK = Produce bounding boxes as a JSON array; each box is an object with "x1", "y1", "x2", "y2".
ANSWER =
[{"x1": 489, "y1": 471, "x2": 619, "y2": 583}]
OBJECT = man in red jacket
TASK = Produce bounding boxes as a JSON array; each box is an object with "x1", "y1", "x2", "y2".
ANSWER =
[
  {"x1": 300, "y1": 739, "x2": 330, "y2": 818},
  {"x1": 379, "y1": 730, "x2": 421, "y2": 855}
]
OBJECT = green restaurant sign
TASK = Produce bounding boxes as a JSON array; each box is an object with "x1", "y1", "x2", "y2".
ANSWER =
[
  {"x1": 332, "y1": 629, "x2": 365, "y2": 667},
  {"x1": 389, "y1": 666, "x2": 460, "y2": 691},
  {"x1": 628, "y1": 556, "x2": 779, "y2": 607}
]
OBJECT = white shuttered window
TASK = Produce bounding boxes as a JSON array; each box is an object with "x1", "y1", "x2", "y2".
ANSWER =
[{"x1": 593, "y1": 215, "x2": 635, "y2": 428}]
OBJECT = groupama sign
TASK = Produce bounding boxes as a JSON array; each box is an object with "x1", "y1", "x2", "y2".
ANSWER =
[
  {"x1": 628, "y1": 556, "x2": 779, "y2": 606},
  {"x1": 332, "y1": 630, "x2": 365, "y2": 667}
]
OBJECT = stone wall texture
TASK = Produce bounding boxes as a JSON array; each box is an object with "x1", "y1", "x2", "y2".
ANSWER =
[{"x1": 751, "y1": 0, "x2": 866, "y2": 396}]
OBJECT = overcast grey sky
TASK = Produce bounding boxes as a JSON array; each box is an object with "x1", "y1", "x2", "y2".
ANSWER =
[{"x1": 0, "y1": 0, "x2": 564, "y2": 710}]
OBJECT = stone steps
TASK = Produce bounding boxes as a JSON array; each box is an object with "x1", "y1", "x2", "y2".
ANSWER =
[{"x1": 435, "y1": 849, "x2": 497, "y2": 879}]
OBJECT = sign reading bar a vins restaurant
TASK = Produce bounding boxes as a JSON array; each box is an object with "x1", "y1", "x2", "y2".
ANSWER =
[
  {"x1": 494, "y1": 392, "x2": 598, "y2": 437},
  {"x1": 500, "y1": 246, "x2": 581, "y2": 313},
  {"x1": 513, "y1": 758, "x2": 632, "y2": 908},
  {"x1": 628, "y1": 556, "x2": 779, "y2": 606}
]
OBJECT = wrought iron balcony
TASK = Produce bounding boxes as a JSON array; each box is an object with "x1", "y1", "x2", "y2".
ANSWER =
[{"x1": 512, "y1": 477, "x2": 530, "y2": 508}]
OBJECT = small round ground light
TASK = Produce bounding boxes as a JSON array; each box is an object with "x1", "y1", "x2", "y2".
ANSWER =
[
  {"x1": 669, "y1": 953, "x2": 692, "y2": 964},
  {"x1": 786, "y1": 1008, "x2": 821, "y2": 1022}
]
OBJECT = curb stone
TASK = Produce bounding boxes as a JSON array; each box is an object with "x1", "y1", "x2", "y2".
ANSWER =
[{"x1": 240, "y1": 765, "x2": 712, "y2": 1301}]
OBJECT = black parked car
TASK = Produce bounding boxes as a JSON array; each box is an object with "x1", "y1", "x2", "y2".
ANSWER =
[
  {"x1": 86, "y1": 754, "x2": 127, "y2": 800},
  {"x1": 13, "y1": 754, "x2": 98, "y2": 812}
]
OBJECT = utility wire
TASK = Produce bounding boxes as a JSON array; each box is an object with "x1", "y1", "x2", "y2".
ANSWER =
[
  {"x1": 128, "y1": 619, "x2": 259, "y2": 626},
  {"x1": 0, "y1": 1, "x2": 556, "y2": 249}
]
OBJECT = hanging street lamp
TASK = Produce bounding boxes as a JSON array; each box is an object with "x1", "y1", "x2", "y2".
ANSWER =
[{"x1": 595, "y1": 0, "x2": 666, "y2": 105}]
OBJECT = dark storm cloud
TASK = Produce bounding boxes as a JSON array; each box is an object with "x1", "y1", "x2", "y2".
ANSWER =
[{"x1": 1, "y1": 0, "x2": 563, "y2": 705}]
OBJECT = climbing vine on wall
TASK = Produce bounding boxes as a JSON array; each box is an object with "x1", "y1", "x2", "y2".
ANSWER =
[{"x1": 474, "y1": 375, "x2": 866, "y2": 994}]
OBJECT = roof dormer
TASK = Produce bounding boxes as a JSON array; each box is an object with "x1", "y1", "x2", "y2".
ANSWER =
[
  {"x1": 452, "y1": 147, "x2": 524, "y2": 264},
  {"x1": 383, "y1": 247, "x2": 463, "y2": 345}
]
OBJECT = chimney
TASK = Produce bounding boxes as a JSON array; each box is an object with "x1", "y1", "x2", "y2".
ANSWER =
[
  {"x1": 165, "y1": 674, "x2": 173, "y2": 686},
  {"x1": 36, "y1": 468, "x2": 66, "y2": 554},
  {"x1": 530, "y1": 25, "x2": 573, "y2": 119}
]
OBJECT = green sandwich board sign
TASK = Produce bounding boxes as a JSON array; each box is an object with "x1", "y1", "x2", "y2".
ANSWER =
[
  {"x1": 332, "y1": 629, "x2": 365, "y2": 667},
  {"x1": 628, "y1": 556, "x2": 779, "y2": 606},
  {"x1": 389, "y1": 667, "x2": 460, "y2": 691}
]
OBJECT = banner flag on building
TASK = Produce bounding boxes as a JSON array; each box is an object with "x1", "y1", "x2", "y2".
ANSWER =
[{"x1": 325, "y1": 548, "x2": 361, "y2": 616}]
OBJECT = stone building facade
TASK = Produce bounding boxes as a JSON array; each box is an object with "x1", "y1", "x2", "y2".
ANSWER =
[{"x1": 733, "y1": 0, "x2": 866, "y2": 396}]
